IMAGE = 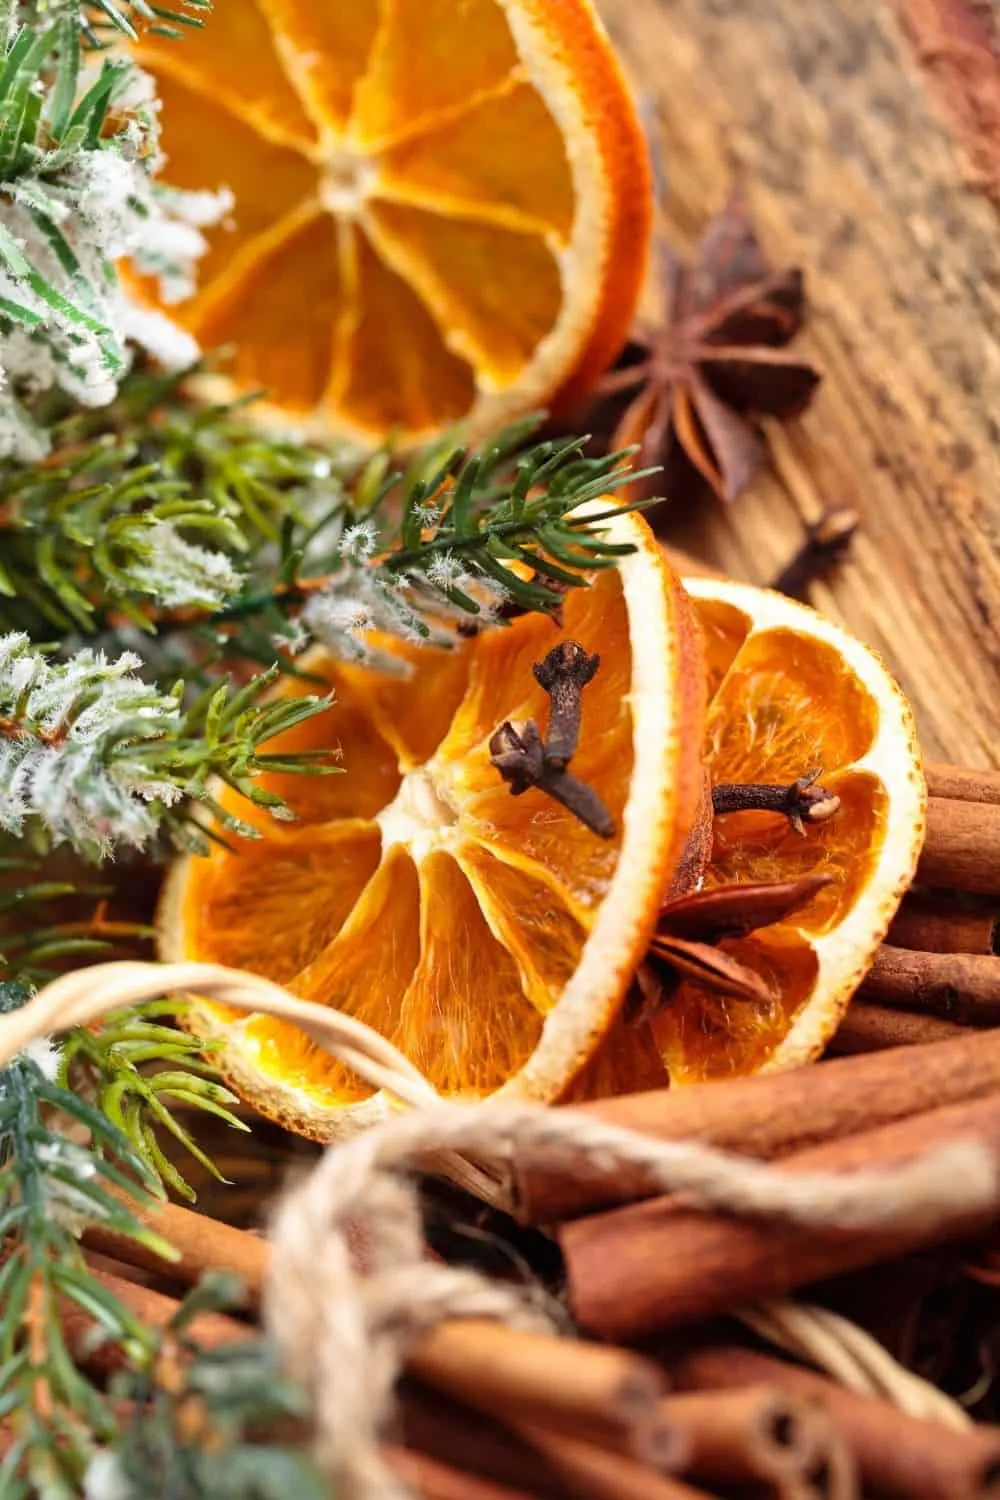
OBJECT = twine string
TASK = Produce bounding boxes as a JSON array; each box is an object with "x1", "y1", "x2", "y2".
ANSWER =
[{"x1": 0, "y1": 960, "x2": 989, "y2": 1495}]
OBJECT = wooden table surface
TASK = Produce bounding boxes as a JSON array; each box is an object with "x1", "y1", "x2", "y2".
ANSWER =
[{"x1": 598, "y1": 0, "x2": 1000, "y2": 766}]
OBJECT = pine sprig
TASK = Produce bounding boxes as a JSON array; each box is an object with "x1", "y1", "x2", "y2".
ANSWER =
[
  {"x1": 0, "y1": 635, "x2": 336, "y2": 858},
  {"x1": 59, "y1": 1000, "x2": 247, "y2": 1202},
  {"x1": 0, "y1": 366, "x2": 356, "y2": 635},
  {"x1": 0, "y1": 980, "x2": 177, "y2": 1498},
  {"x1": 0, "y1": 851, "x2": 152, "y2": 984},
  {"x1": 0, "y1": 8, "x2": 223, "y2": 459},
  {"x1": 92, "y1": 1274, "x2": 325, "y2": 1500}
]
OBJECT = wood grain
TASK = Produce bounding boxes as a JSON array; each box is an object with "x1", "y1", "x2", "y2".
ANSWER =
[{"x1": 597, "y1": 0, "x2": 1000, "y2": 764}]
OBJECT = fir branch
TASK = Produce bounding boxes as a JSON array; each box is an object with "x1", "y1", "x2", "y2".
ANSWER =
[
  {"x1": 173, "y1": 417, "x2": 654, "y2": 671},
  {"x1": 0, "y1": 364, "x2": 357, "y2": 636},
  {"x1": 90, "y1": 1274, "x2": 324, "y2": 1500},
  {"x1": 0, "y1": 851, "x2": 152, "y2": 985},
  {"x1": 0, "y1": 979, "x2": 176, "y2": 1497},
  {"x1": 59, "y1": 1001, "x2": 247, "y2": 1202},
  {"x1": 0, "y1": 635, "x2": 336, "y2": 858},
  {"x1": 0, "y1": 10, "x2": 223, "y2": 459}
]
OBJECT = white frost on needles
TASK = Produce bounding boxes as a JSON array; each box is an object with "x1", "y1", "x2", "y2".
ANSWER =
[
  {"x1": 0, "y1": 632, "x2": 185, "y2": 857},
  {"x1": 83, "y1": 1451, "x2": 133, "y2": 1500},
  {"x1": 0, "y1": 57, "x2": 230, "y2": 460},
  {"x1": 127, "y1": 519, "x2": 240, "y2": 610}
]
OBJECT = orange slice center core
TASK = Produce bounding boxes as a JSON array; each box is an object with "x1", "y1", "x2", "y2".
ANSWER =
[
  {"x1": 376, "y1": 762, "x2": 460, "y2": 860},
  {"x1": 318, "y1": 144, "x2": 379, "y2": 217}
]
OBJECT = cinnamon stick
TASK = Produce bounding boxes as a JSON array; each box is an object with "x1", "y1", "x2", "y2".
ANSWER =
[
  {"x1": 670, "y1": 1342, "x2": 1000, "y2": 1500},
  {"x1": 512, "y1": 1425, "x2": 718, "y2": 1500},
  {"x1": 926, "y1": 762, "x2": 1000, "y2": 807},
  {"x1": 887, "y1": 893, "x2": 999, "y2": 956},
  {"x1": 83, "y1": 1206, "x2": 674, "y2": 1464},
  {"x1": 407, "y1": 1319, "x2": 674, "y2": 1466},
  {"x1": 860, "y1": 945, "x2": 1000, "y2": 1025},
  {"x1": 516, "y1": 1028, "x2": 1000, "y2": 1222},
  {"x1": 825, "y1": 1002, "x2": 966, "y2": 1054},
  {"x1": 401, "y1": 1383, "x2": 711, "y2": 1500},
  {"x1": 658, "y1": 1385, "x2": 821, "y2": 1489},
  {"x1": 62, "y1": 1263, "x2": 252, "y2": 1375},
  {"x1": 385, "y1": 1445, "x2": 546, "y2": 1500},
  {"x1": 559, "y1": 1091, "x2": 1000, "y2": 1342},
  {"x1": 918, "y1": 798, "x2": 1000, "y2": 896}
]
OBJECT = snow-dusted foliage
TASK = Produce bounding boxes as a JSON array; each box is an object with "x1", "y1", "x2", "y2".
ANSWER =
[
  {"x1": 0, "y1": 632, "x2": 184, "y2": 855},
  {"x1": 0, "y1": 30, "x2": 226, "y2": 459}
]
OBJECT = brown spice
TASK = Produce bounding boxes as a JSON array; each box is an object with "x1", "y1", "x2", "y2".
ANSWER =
[
  {"x1": 632, "y1": 871, "x2": 831, "y2": 1023},
  {"x1": 859, "y1": 944, "x2": 1000, "y2": 1025},
  {"x1": 83, "y1": 1201, "x2": 670, "y2": 1457},
  {"x1": 408, "y1": 1320, "x2": 670, "y2": 1463},
  {"x1": 918, "y1": 797, "x2": 1000, "y2": 895},
  {"x1": 887, "y1": 892, "x2": 999, "y2": 955},
  {"x1": 559, "y1": 1091, "x2": 1000, "y2": 1341},
  {"x1": 514, "y1": 1026, "x2": 1000, "y2": 1223},
  {"x1": 770, "y1": 505, "x2": 861, "y2": 600},
  {"x1": 384, "y1": 1445, "x2": 548, "y2": 1500},
  {"x1": 401, "y1": 1384, "x2": 711, "y2": 1500},
  {"x1": 657, "y1": 1385, "x2": 825, "y2": 1490},
  {"x1": 489, "y1": 640, "x2": 614, "y2": 839},
  {"x1": 925, "y1": 761, "x2": 1000, "y2": 806},
  {"x1": 826, "y1": 1002, "x2": 968, "y2": 1054},
  {"x1": 594, "y1": 192, "x2": 820, "y2": 506},
  {"x1": 670, "y1": 1341, "x2": 1000, "y2": 1500}
]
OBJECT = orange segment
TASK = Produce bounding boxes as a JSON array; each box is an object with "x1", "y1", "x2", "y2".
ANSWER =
[
  {"x1": 705, "y1": 626, "x2": 880, "y2": 783},
  {"x1": 397, "y1": 852, "x2": 542, "y2": 1095},
  {"x1": 707, "y1": 771, "x2": 890, "y2": 936},
  {"x1": 335, "y1": 634, "x2": 472, "y2": 772},
  {"x1": 255, "y1": 0, "x2": 381, "y2": 132},
  {"x1": 695, "y1": 596, "x2": 752, "y2": 701},
  {"x1": 366, "y1": 202, "x2": 563, "y2": 384},
  {"x1": 456, "y1": 841, "x2": 589, "y2": 1012},
  {"x1": 192, "y1": 210, "x2": 342, "y2": 414},
  {"x1": 282, "y1": 845, "x2": 423, "y2": 1093},
  {"x1": 563, "y1": 1019, "x2": 670, "y2": 1101},
  {"x1": 224, "y1": 664, "x2": 401, "y2": 828},
  {"x1": 651, "y1": 929, "x2": 821, "y2": 1082},
  {"x1": 376, "y1": 81, "x2": 575, "y2": 238},
  {"x1": 184, "y1": 823, "x2": 381, "y2": 986},
  {"x1": 336, "y1": 226, "x2": 475, "y2": 432},
  {"x1": 133, "y1": 0, "x2": 651, "y2": 444},
  {"x1": 159, "y1": 507, "x2": 704, "y2": 1139},
  {"x1": 349, "y1": 0, "x2": 521, "y2": 149},
  {"x1": 149, "y1": 73, "x2": 316, "y2": 290},
  {"x1": 138, "y1": 3, "x2": 317, "y2": 150}
]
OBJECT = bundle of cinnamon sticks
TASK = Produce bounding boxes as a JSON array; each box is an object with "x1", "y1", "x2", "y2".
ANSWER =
[
  {"x1": 22, "y1": 758, "x2": 1000, "y2": 1498},
  {"x1": 833, "y1": 762, "x2": 1000, "y2": 1055},
  {"x1": 68, "y1": 1020, "x2": 1000, "y2": 1500}
]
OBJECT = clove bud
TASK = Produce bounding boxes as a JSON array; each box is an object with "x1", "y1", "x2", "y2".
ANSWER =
[
  {"x1": 532, "y1": 641, "x2": 600, "y2": 770},
  {"x1": 712, "y1": 769, "x2": 841, "y2": 835}
]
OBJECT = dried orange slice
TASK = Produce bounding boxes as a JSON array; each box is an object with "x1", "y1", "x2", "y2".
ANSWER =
[
  {"x1": 158, "y1": 509, "x2": 705, "y2": 1137},
  {"x1": 574, "y1": 575, "x2": 926, "y2": 1094},
  {"x1": 133, "y1": 0, "x2": 651, "y2": 443}
]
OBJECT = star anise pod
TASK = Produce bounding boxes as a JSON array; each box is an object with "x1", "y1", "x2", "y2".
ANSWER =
[
  {"x1": 627, "y1": 870, "x2": 833, "y2": 1026},
  {"x1": 627, "y1": 767, "x2": 841, "y2": 1025},
  {"x1": 596, "y1": 192, "x2": 822, "y2": 506}
]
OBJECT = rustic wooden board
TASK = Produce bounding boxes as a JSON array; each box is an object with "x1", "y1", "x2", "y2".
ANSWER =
[{"x1": 597, "y1": 0, "x2": 1000, "y2": 766}]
